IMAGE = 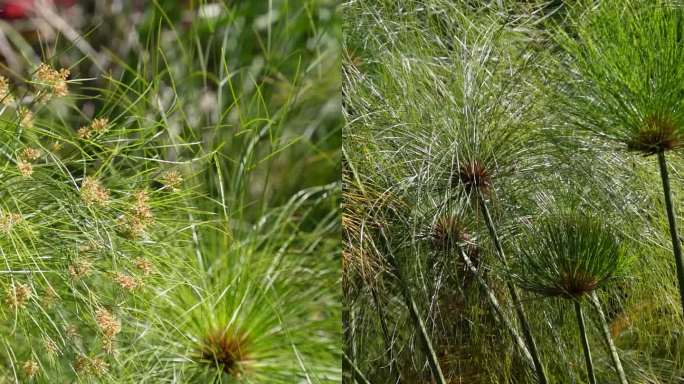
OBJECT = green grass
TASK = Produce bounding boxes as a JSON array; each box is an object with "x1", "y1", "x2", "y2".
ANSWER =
[
  {"x1": 343, "y1": 0, "x2": 684, "y2": 382},
  {"x1": 0, "y1": 1, "x2": 340, "y2": 382}
]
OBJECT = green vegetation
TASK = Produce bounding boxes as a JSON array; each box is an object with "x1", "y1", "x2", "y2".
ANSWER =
[
  {"x1": 343, "y1": 0, "x2": 684, "y2": 382},
  {"x1": 0, "y1": 1, "x2": 340, "y2": 382}
]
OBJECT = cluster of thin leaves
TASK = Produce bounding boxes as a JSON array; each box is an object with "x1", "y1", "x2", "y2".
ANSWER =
[
  {"x1": 343, "y1": 0, "x2": 684, "y2": 383},
  {"x1": 0, "y1": 1, "x2": 341, "y2": 383}
]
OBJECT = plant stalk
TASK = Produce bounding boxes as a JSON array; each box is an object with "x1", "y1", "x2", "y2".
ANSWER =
[
  {"x1": 657, "y1": 150, "x2": 684, "y2": 315},
  {"x1": 379, "y1": 227, "x2": 447, "y2": 384},
  {"x1": 458, "y1": 247, "x2": 535, "y2": 367},
  {"x1": 371, "y1": 285, "x2": 403, "y2": 383},
  {"x1": 575, "y1": 300, "x2": 597, "y2": 384},
  {"x1": 479, "y1": 198, "x2": 549, "y2": 384},
  {"x1": 589, "y1": 292, "x2": 628, "y2": 384},
  {"x1": 342, "y1": 303, "x2": 354, "y2": 384}
]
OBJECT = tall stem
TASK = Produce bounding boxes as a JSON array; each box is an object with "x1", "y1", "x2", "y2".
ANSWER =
[
  {"x1": 342, "y1": 303, "x2": 354, "y2": 384},
  {"x1": 371, "y1": 286, "x2": 402, "y2": 383},
  {"x1": 589, "y1": 292, "x2": 628, "y2": 384},
  {"x1": 479, "y1": 198, "x2": 549, "y2": 384},
  {"x1": 458, "y1": 247, "x2": 535, "y2": 367},
  {"x1": 379, "y1": 227, "x2": 447, "y2": 384},
  {"x1": 657, "y1": 150, "x2": 684, "y2": 314},
  {"x1": 575, "y1": 300, "x2": 597, "y2": 384}
]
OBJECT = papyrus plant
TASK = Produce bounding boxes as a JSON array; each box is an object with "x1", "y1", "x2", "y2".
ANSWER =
[
  {"x1": 557, "y1": 0, "x2": 684, "y2": 314},
  {"x1": 512, "y1": 212, "x2": 629, "y2": 384}
]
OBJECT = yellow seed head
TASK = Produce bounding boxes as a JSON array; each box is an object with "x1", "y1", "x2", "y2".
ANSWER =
[
  {"x1": 0, "y1": 76, "x2": 14, "y2": 105},
  {"x1": 22, "y1": 360, "x2": 39, "y2": 378},
  {"x1": 0, "y1": 212, "x2": 22, "y2": 233},
  {"x1": 5, "y1": 282, "x2": 31, "y2": 309},
  {"x1": 134, "y1": 257, "x2": 154, "y2": 275},
  {"x1": 80, "y1": 177, "x2": 109, "y2": 206},
  {"x1": 68, "y1": 259, "x2": 93, "y2": 280},
  {"x1": 20, "y1": 147, "x2": 41, "y2": 162},
  {"x1": 114, "y1": 273, "x2": 142, "y2": 292},
  {"x1": 19, "y1": 108, "x2": 33, "y2": 129},
  {"x1": 34, "y1": 63, "x2": 69, "y2": 98},
  {"x1": 74, "y1": 356, "x2": 108, "y2": 377},
  {"x1": 17, "y1": 161, "x2": 33, "y2": 177},
  {"x1": 161, "y1": 170, "x2": 183, "y2": 191}
]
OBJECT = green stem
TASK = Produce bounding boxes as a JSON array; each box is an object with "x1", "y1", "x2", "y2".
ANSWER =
[
  {"x1": 589, "y1": 292, "x2": 628, "y2": 384},
  {"x1": 342, "y1": 304, "x2": 354, "y2": 384},
  {"x1": 479, "y1": 198, "x2": 549, "y2": 384},
  {"x1": 657, "y1": 150, "x2": 684, "y2": 315},
  {"x1": 371, "y1": 285, "x2": 403, "y2": 383},
  {"x1": 458, "y1": 247, "x2": 535, "y2": 368},
  {"x1": 343, "y1": 354, "x2": 373, "y2": 384},
  {"x1": 575, "y1": 300, "x2": 597, "y2": 384},
  {"x1": 379, "y1": 227, "x2": 447, "y2": 384}
]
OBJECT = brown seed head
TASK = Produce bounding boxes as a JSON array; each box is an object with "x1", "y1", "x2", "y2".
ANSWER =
[
  {"x1": 74, "y1": 356, "x2": 108, "y2": 377},
  {"x1": 453, "y1": 161, "x2": 491, "y2": 194},
  {"x1": 546, "y1": 271, "x2": 600, "y2": 298},
  {"x1": 80, "y1": 177, "x2": 109, "y2": 206},
  {"x1": 5, "y1": 282, "x2": 31, "y2": 309},
  {"x1": 17, "y1": 161, "x2": 33, "y2": 177},
  {"x1": 627, "y1": 114, "x2": 681, "y2": 155},
  {"x1": 161, "y1": 170, "x2": 183, "y2": 191},
  {"x1": 199, "y1": 329, "x2": 250, "y2": 376},
  {"x1": 114, "y1": 273, "x2": 142, "y2": 291},
  {"x1": 0, "y1": 76, "x2": 13, "y2": 105},
  {"x1": 0, "y1": 212, "x2": 22, "y2": 234},
  {"x1": 22, "y1": 360, "x2": 39, "y2": 378},
  {"x1": 34, "y1": 63, "x2": 69, "y2": 98},
  {"x1": 431, "y1": 215, "x2": 470, "y2": 250}
]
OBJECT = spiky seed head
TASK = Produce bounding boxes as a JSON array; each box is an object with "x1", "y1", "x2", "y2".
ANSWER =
[
  {"x1": 33, "y1": 63, "x2": 69, "y2": 99},
  {"x1": 0, "y1": 75, "x2": 13, "y2": 105},
  {"x1": 80, "y1": 177, "x2": 109, "y2": 206},
  {"x1": 74, "y1": 356, "x2": 108, "y2": 377},
  {"x1": 626, "y1": 114, "x2": 681, "y2": 155},
  {"x1": 17, "y1": 161, "x2": 33, "y2": 177},
  {"x1": 431, "y1": 215, "x2": 470, "y2": 250},
  {"x1": 22, "y1": 360, "x2": 39, "y2": 378},
  {"x1": 134, "y1": 257, "x2": 154, "y2": 275},
  {"x1": 68, "y1": 259, "x2": 93, "y2": 280},
  {"x1": 18, "y1": 108, "x2": 33, "y2": 129},
  {"x1": 5, "y1": 282, "x2": 31, "y2": 309},
  {"x1": 0, "y1": 212, "x2": 22, "y2": 233},
  {"x1": 452, "y1": 161, "x2": 491, "y2": 194},
  {"x1": 512, "y1": 213, "x2": 625, "y2": 299},
  {"x1": 161, "y1": 170, "x2": 183, "y2": 191},
  {"x1": 199, "y1": 329, "x2": 250, "y2": 377},
  {"x1": 114, "y1": 273, "x2": 142, "y2": 291}
]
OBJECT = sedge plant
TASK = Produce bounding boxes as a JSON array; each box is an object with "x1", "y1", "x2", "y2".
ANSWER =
[
  {"x1": 512, "y1": 212, "x2": 629, "y2": 384},
  {"x1": 556, "y1": 0, "x2": 684, "y2": 314}
]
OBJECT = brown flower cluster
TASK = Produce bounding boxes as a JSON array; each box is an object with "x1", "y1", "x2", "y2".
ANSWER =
[
  {"x1": 0, "y1": 75, "x2": 13, "y2": 105},
  {"x1": 134, "y1": 257, "x2": 154, "y2": 275},
  {"x1": 5, "y1": 282, "x2": 31, "y2": 310},
  {"x1": 80, "y1": 177, "x2": 110, "y2": 206},
  {"x1": 17, "y1": 147, "x2": 41, "y2": 177},
  {"x1": 114, "y1": 273, "x2": 143, "y2": 292},
  {"x1": 161, "y1": 170, "x2": 183, "y2": 191},
  {"x1": 74, "y1": 356, "x2": 108, "y2": 377},
  {"x1": 0, "y1": 212, "x2": 22, "y2": 234},
  {"x1": 95, "y1": 308, "x2": 121, "y2": 353},
  {"x1": 119, "y1": 190, "x2": 154, "y2": 238},
  {"x1": 22, "y1": 360, "x2": 39, "y2": 379},
  {"x1": 78, "y1": 117, "x2": 110, "y2": 140},
  {"x1": 68, "y1": 259, "x2": 93, "y2": 280},
  {"x1": 34, "y1": 63, "x2": 70, "y2": 99}
]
